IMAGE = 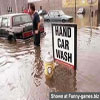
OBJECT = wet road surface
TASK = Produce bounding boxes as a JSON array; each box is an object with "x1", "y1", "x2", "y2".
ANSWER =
[{"x1": 0, "y1": 14, "x2": 100, "y2": 100}]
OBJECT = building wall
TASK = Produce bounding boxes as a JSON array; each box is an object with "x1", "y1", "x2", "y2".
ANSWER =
[
  {"x1": 0, "y1": 0, "x2": 28, "y2": 15},
  {"x1": 34, "y1": 0, "x2": 62, "y2": 11},
  {"x1": 0, "y1": 0, "x2": 99, "y2": 15},
  {"x1": 62, "y1": 0, "x2": 98, "y2": 8}
]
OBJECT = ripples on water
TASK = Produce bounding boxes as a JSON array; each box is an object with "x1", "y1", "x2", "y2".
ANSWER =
[
  {"x1": 0, "y1": 23, "x2": 77, "y2": 100},
  {"x1": 77, "y1": 26, "x2": 100, "y2": 92}
]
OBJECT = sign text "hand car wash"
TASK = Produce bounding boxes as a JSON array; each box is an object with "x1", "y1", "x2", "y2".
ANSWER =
[{"x1": 52, "y1": 24, "x2": 77, "y2": 70}]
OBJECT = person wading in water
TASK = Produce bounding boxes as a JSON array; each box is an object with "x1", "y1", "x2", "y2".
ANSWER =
[{"x1": 29, "y1": 3, "x2": 40, "y2": 46}]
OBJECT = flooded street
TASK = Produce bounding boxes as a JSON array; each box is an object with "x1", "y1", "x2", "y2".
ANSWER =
[{"x1": 0, "y1": 13, "x2": 100, "y2": 100}]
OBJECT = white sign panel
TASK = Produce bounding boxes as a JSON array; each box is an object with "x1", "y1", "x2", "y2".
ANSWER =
[{"x1": 52, "y1": 24, "x2": 77, "y2": 70}]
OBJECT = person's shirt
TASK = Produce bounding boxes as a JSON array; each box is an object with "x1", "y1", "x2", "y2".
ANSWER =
[{"x1": 32, "y1": 12, "x2": 40, "y2": 31}]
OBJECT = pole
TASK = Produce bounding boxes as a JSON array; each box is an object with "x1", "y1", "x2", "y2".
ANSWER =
[
  {"x1": 90, "y1": 1, "x2": 93, "y2": 34},
  {"x1": 75, "y1": 0, "x2": 76, "y2": 21},
  {"x1": 15, "y1": 0, "x2": 18, "y2": 13},
  {"x1": 97, "y1": 0, "x2": 100, "y2": 25},
  {"x1": 98, "y1": 0, "x2": 100, "y2": 12}
]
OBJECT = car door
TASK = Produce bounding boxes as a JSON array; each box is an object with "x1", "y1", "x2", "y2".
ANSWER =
[
  {"x1": 1, "y1": 17, "x2": 9, "y2": 37},
  {"x1": 49, "y1": 11, "x2": 55, "y2": 21},
  {"x1": 54, "y1": 11, "x2": 61, "y2": 21}
]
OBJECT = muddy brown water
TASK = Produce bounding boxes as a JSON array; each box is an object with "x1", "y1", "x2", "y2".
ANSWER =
[{"x1": 0, "y1": 14, "x2": 100, "y2": 100}]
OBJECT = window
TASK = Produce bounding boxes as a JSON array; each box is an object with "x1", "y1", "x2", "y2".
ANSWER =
[
  {"x1": 13, "y1": 15, "x2": 32, "y2": 26},
  {"x1": 49, "y1": 12, "x2": 54, "y2": 16},
  {"x1": 21, "y1": 15, "x2": 32, "y2": 24},
  {"x1": 13, "y1": 16, "x2": 21, "y2": 26},
  {"x1": 2, "y1": 17, "x2": 9, "y2": 27},
  {"x1": 54, "y1": 11, "x2": 59, "y2": 16},
  {"x1": 59, "y1": 11, "x2": 65, "y2": 15}
]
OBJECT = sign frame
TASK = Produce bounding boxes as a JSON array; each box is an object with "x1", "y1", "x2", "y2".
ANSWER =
[{"x1": 52, "y1": 23, "x2": 77, "y2": 70}]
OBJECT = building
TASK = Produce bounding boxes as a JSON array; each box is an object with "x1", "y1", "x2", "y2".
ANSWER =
[
  {"x1": 0, "y1": 0, "x2": 28, "y2": 15},
  {"x1": 0, "y1": 0, "x2": 99, "y2": 15},
  {"x1": 33, "y1": 0, "x2": 62, "y2": 11},
  {"x1": 62, "y1": 0, "x2": 98, "y2": 8}
]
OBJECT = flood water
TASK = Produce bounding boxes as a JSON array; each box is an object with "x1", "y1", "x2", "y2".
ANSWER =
[{"x1": 0, "y1": 13, "x2": 100, "y2": 100}]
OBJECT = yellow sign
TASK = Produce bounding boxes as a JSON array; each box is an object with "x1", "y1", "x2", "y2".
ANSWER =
[{"x1": 62, "y1": 0, "x2": 98, "y2": 8}]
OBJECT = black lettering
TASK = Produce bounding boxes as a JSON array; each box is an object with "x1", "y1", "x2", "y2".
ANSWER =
[
  {"x1": 63, "y1": 26, "x2": 67, "y2": 37},
  {"x1": 62, "y1": 27, "x2": 71, "y2": 37},
  {"x1": 56, "y1": 49, "x2": 61, "y2": 59},
  {"x1": 65, "y1": 40, "x2": 69, "y2": 50},
  {"x1": 61, "y1": 51, "x2": 64, "y2": 60},
  {"x1": 68, "y1": 53, "x2": 72, "y2": 63},
  {"x1": 55, "y1": 26, "x2": 71, "y2": 38},
  {"x1": 68, "y1": 28, "x2": 71, "y2": 37},
  {"x1": 56, "y1": 50, "x2": 72, "y2": 63},
  {"x1": 59, "y1": 26, "x2": 62, "y2": 36},
  {"x1": 57, "y1": 39, "x2": 69, "y2": 50},
  {"x1": 63, "y1": 26, "x2": 66, "y2": 35},
  {"x1": 61, "y1": 39, "x2": 64, "y2": 49},
  {"x1": 64, "y1": 52, "x2": 67, "y2": 61},
  {"x1": 58, "y1": 38, "x2": 61, "y2": 48}
]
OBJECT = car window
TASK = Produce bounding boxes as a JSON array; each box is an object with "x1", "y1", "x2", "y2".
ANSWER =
[
  {"x1": 1, "y1": 17, "x2": 9, "y2": 27},
  {"x1": 13, "y1": 16, "x2": 21, "y2": 26},
  {"x1": 54, "y1": 11, "x2": 59, "y2": 16},
  {"x1": 49, "y1": 12, "x2": 54, "y2": 16},
  {"x1": 21, "y1": 15, "x2": 32, "y2": 23},
  {"x1": 59, "y1": 11, "x2": 65, "y2": 15},
  {"x1": 13, "y1": 14, "x2": 32, "y2": 26}
]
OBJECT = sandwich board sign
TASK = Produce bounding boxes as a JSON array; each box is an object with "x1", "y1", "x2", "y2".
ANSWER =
[{"x1": 52, "y1": 23, "x2": 77, "y2": 70}]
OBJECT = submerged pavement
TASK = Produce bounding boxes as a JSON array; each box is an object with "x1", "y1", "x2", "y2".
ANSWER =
[{"x1": 0, "y1": 14, "x2": 100, "y2": 100}]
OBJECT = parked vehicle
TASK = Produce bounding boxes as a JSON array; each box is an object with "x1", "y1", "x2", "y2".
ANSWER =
[
  {"x1": 0, "y1": 13, "x2": 33, "y2": 41},
  {"x1": 23, "y1": 10, "x2": 45, "y2": 34},
  {"x1": 44, "y1": 10, "x2": 73, "y2": 22},
  {"x1": 0, "y1": 13, "x2": 45, "y2": 41},
  {"x1": 77, "y1": 8, "x2": 85, "y2": 14},
  {"x1": 38, "y1": 9, "x2": 47, "y2": 16}
]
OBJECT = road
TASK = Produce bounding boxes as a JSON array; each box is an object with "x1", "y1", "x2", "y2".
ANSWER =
[{"x1": 0, "y1": 14, "x2": 100, "y2": 100}]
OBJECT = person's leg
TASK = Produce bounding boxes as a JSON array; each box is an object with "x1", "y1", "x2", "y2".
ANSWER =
[
  {"x1": 34, "y1": 34, "x2": 37, "y2": 45},
  {"x1": 34, "y1": 32, "x2": 40, "y2": 46},
  {"x1": 37, "y1": 32, "x2": 40, "y2": 45}
]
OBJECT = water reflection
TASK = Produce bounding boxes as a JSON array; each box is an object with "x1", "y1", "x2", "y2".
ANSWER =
[
  {"x1": 45, "y1": 66, "x2": 77, "y2": 92},
  {"x1": 97, "y1": 11, "x2": 100, "y2": 26},
  {"x1": 33, "y1": 46, "x2": 44, "y2": 87},
  {"x1": 0, "y1": 11, "x2": 100, "y2": 100}
]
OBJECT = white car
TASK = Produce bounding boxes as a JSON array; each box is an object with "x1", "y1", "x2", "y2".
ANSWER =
[
  {"x1": 0, "y1": 13, "x2": 33, "y2": 41},
  {"x1": 44, "y1": 10, "x2": 73, "y2": 22}
]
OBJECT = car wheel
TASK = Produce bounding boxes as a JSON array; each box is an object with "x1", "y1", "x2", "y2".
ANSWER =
[
  {"x1": 8, "y1": 35, "x2": 16, "y2": 42},
  {"x1": 62, "y1": 19, "x2": 66, "y2": 23}
]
